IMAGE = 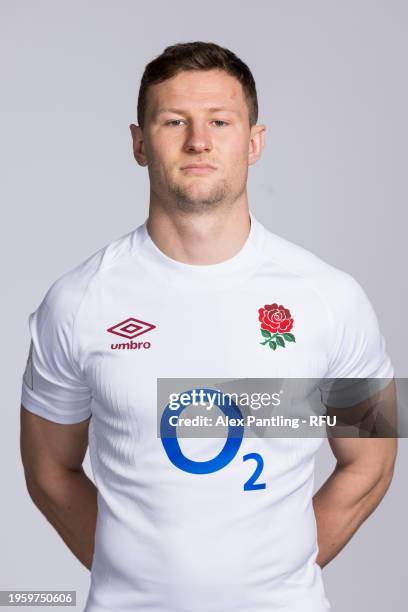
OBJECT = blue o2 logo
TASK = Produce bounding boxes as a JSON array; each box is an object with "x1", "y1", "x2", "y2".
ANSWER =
[
  {"x1": 160, "y1": 388, "x2": 266, "y2": 490},
  {"x1": 243, "y1": 453, "x2": 266, "y2": 490}
]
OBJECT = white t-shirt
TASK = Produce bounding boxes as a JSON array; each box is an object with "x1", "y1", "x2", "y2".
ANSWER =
[{"x1": 21, "y1": 212, "x2": 393, "y2": 612}]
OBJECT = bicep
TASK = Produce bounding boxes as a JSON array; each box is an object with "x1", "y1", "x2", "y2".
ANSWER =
[
  {"x1": 326, "y1": 378, "x2": 398, "y2": 478},
  {"x1": 20, "y1": 405, "x2": 91, "y2": 483},
  {"x1": 328, "y1": 436, "x2": 397, "y2": 481}
]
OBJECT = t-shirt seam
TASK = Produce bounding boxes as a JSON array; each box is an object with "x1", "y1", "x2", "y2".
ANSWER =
[
  {"x1": 69, "y1": 233, "x2": 150, "y2": 377},
  {"x1": 71, "y1": 270, "x2": 104, "y2": 380}
]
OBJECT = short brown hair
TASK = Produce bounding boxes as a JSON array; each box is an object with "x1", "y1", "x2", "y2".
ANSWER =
[{"x1": 137, "y1": 41, "x2": 258, "y2": 129}]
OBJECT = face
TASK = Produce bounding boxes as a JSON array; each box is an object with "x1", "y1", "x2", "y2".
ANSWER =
[{"x1": 130, "y1": 69, "x2": 265, "y2": 213}]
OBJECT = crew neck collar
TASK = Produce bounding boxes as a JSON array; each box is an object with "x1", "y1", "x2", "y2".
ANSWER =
[{"x1": 136, "y1": 210, "x2": 265, "y2": 291}]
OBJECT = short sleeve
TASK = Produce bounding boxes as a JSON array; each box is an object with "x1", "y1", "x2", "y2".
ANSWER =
[
  {"x1": 21, "y1": 288, "x2": 92, "y2": 424},
  {"x1": 319, "y1": 273, "x2": 394, "y2": 408}
]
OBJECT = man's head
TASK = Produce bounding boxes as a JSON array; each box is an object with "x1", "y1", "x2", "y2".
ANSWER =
[{"x1": 130, "y1": 42, "x2": 265, "y2": 213}]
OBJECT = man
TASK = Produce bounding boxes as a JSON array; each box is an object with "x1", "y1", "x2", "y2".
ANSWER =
[{"x1": 20, "y1": 42, "x2": 397, "y2": 612}]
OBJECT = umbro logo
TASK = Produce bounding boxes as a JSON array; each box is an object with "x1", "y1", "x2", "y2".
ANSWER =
[
  {"x1": 107, "y1": 317, "x2": 156, "y2": 350},
  {"x1": 107, "y1": 317, "x2": 156, "y2": 339}
]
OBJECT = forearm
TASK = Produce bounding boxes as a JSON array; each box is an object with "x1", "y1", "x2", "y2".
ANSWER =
[
  {"x1": 312, "y1": 463, "x2": 394, "y2": 568},
  {"x1": 26, "y1": 467, "x2": 98, "y2": 570}
]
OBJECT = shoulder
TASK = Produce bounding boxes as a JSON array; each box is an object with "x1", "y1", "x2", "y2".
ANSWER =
[
  {"x1": 40, "y1": 225, "x2": 144, "y2": 319},
  {"x1": 260, "y1": 223, "x2": 369, "y2": 312}
]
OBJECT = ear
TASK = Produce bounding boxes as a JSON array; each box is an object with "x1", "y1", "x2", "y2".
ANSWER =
[
  {"x1": 129, "y1": 124, "x2": 148, "y2": 166},
  {"x1": 248, "y1": 124, "x2": 266, "y2": 166}
]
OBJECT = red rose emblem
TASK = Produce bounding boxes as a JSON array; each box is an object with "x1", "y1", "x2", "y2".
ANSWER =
[
  {"x1": 258, "y1": 302, "x2": 296, "y2": 350},
  {"x1": 258, "y1": 303, "x2": 294, "y2": 333}
]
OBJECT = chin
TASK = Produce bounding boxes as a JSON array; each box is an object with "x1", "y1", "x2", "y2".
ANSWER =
[{"x1": 169, "y1": 177, "x2": 230, "y2": 211}]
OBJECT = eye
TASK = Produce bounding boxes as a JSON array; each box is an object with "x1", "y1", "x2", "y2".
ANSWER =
[
  {"x1": 165, "y1": 119, "x2": 185, "y2": 127},
  {"x1": 212, "y1": 120, "x2": 228, "y2": 127}
]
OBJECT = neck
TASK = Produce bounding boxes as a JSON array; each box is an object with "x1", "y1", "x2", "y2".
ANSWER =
[{"x1": 146, "y1": 190, "x2": 251, "y2": 266}]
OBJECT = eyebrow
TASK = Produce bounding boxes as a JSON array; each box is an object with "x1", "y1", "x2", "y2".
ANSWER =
[{"x1": 155, "y1": 106, "x2": 239, "y2": 116}]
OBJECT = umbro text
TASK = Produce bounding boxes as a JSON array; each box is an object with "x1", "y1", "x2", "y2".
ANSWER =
[{"x1": 111, "y1": 341, "x2": 151, "y2": 350}]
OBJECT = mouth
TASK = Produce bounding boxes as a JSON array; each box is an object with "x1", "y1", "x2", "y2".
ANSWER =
[{"x1": 180, "y1": 164, "x2": 217, "y2": 175}]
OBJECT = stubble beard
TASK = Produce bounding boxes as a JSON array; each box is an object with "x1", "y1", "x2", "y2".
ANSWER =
[{"x1": 168, "y1": 177, "x2": 230, "y2": 213}]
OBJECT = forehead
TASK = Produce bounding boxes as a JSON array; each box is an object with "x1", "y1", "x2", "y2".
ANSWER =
[{"x1": 146, "y1": 69, "x2": 246, "y2": 115}]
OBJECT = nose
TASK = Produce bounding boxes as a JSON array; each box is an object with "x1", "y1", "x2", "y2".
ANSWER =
[{"x1": 183, "y1": 120, "x2": 212, "y2": 154}]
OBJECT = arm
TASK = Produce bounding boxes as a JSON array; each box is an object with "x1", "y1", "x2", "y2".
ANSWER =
[
  {"x1": 313, "y1": 380, "x2": 398, "y2": 568},
  {"x1": 20, "y1": 406, "x2": 98, "y2": 570}
]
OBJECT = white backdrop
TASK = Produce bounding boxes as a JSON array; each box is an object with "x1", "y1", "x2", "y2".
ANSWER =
[{"x1": 1, "y1": 1, "x2": 407, "y2": 610}]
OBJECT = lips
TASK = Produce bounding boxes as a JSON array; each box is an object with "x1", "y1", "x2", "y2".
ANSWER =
[
  {"x1": 182, "y1": 163, "x2": 215, "y2": 169},
  {"x1": 180, "y1": 163, "x2": 216, "y2": 174}
]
